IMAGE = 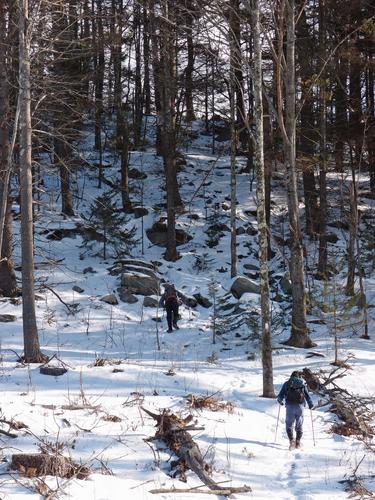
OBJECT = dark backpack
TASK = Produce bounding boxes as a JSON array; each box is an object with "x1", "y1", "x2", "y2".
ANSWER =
[
  {"x1": 164, "y1": 285, "x2": 177, "y2": 302},
  {"x1": 286, "y1": 377, "x2": 305, "y2": 404}
]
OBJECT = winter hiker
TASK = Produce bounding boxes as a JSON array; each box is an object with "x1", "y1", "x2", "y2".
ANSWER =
[
  {"x1": 160, "y1": 282, "x2": 181, "y2": 333},
  {"x1": 277, "y1": 371, "x2": 314, "y2": 449}
]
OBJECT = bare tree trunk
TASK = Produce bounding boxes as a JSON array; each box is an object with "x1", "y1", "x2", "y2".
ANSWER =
[
  {"x1": 19, "y1": 0, "x2": 44, "y2": 363},
  {"x1": 93, "y1": 0, "x2": 104, "y2": 154},
  {"x1": 282, "y1": 0, "x2": 313, "y2": 348},
  {"x1": 250, "y1": 0, "x2": 275, "y2": 397},
  {"x1": 296, "y1": 1, "x2": 319, "y2": 236},
  {"x1": 0, "y1": 0, "x2": 17, "y2": 297},
  {"x1": 133, "y1": 0, "x2": 143, "y2": 147},
  {"x1": 160, "y1": 0, "x2": 178, "y2": 261},
  {"x1": 143, "y1": 0, "x2": 151, "y2": 115},
  {"x1": 229, "y1": 4, "x2": 237, "y2": 278},
  {"x1": 317, "y1": 0, "x2": 328, "y2": 276},
  {"x1": 185, "y1": 4, "x2": 195, "y2": 123}
]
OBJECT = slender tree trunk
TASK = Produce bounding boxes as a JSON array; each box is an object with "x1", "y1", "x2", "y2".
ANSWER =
[
  {"x1": 296, "y1": 2, "x2": 319, "y2": 236},
  {"x1": 185, "y1": 6, "x2": 195, "y2": 123},
  {"x1": 143, "y1": 0, "x2": 151, "y2": 115},
  {"x1": 251, "y1": 0, "x2": 275, "y2": 397},
  {"x1": 229, "y1": 4, "x2": 237, "y2": 278},
  {"x1": 0, "y1": 0, "x2": 17, "y2": 296},
  {"x1": 19, "y1": 0, "x2": 44, "y2": 363},
  {"x1": 282, "y1": 0, "x2": 313, "y2": 348},
  {"x1": 133, "y1": 0, "x2": 143, "y2": 147},
  {"x1": 317, "y1": 0, "x2": 328, "y2": 275},
  {"x1": 161, "y1": 0, "x2": 178, "y2": 261}
]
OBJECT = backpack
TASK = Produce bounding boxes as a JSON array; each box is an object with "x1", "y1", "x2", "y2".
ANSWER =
[
  {"x1": 164, "y1": 284, "x2": 177, "y2": 302},
  {"x1": 286, "y1": 377, "x2": 305, "y2": 404}
]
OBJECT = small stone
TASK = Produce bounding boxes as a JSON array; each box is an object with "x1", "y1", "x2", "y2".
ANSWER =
[{"x1": 100, "y1": 294, "x2": 118, "y2": 305}]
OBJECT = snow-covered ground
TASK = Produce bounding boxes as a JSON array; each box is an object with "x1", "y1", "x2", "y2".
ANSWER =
[{"x1": 0, "y1": 120, "x2": 374, "y2": 498}]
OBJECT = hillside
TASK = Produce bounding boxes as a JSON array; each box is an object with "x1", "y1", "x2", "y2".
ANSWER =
[{"x1": 0, "y1": 119, "x2": 374, "y2": 499}]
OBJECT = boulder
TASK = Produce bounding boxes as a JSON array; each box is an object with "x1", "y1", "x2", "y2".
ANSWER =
[
  {"x1": 121, "y1": 272, "x2": 159, "y2": 296},
  {"x1": 178, "y1": 293, "x2": 198, "y2": 308},
  {"x1": 100, "y1": 294, "x2": 118, "y2": 305},
  {"x1": 83, "y1": 267, "x2": 97, "y2": 274},
  {"x1": 236, "y1": 226, "x2": 246, "y2": 235},
  {"x1": 72, "y1": 285, "x2": 84, "y2": 293},
  {"x1": 133, "y1": 207, "x2": 149, "y2": 219},
  {"x1": 128, "y1": 168, "x2": 147, "y2": 179},
  {"x1": 117, "y1": 288, "x2": 138, "y2": 303},
  {"x1": 279, "y1": 274, "x2": 292, "y2": 295},
  {"x1": 45, "y1": 228, "x2": 79, "y2": 241},
  {"x1": 193, "y1": 293, "x2": 212, "y2": 308},
  {"x1": 230, "y1": 276, "x2": 260, "y2": 298},
  {"x1": 143, "y1": 296, "x2": 159, "y2": 308},
  {"x1": 146, "y1": 221, "x2": 193, "y2": 247}
]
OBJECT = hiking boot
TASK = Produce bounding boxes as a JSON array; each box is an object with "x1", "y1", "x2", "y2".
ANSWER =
[
  {"x1": 295, "y1": 431, "x2": 302, "y2": 448},
  {"x1": 173, "y1": 323, "x2": 179, "y2": 330},
  {"x1": 289, "y1": 439, "x2": 296, "y2": 450},
  {"x1": 287, "y1": 428, "x2": 294, "y2": 450},
  {"x1": 167, "y1": 328, "x2": 173, "y2": 333}
]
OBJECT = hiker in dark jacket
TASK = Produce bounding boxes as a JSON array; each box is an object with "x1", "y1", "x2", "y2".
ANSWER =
[
  {"x1": 160, "y1": 283, "x2": 181, "y2": 333},
  {"x1": 277, "y1": 371, "x2": 314, "y2": 449}
]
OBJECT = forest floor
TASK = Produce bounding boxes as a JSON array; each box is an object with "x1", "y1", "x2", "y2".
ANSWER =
[{"x1": 0, "y1": 119, "x2": 374, "y2": 499}]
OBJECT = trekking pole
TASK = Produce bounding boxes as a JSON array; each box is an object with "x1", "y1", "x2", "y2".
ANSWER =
[
  {"x1": 310, "y1": 409, "x2": 316, "y2": 446},
  {"x1": 274, "y1": 404, "x2": 281, "y2": 443}
]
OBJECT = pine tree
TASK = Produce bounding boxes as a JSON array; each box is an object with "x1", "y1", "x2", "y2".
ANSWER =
[{"x1": 83, "y1": 192, "x2": 137, "y2": 259}]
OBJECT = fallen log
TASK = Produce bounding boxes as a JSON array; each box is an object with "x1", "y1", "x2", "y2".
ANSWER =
[
  {"x1": 11, "y1": 453, "x2": 90, "y2": 479},
  {"x1": 142, "y1": 407, "x2": 251, "y2": 496}
]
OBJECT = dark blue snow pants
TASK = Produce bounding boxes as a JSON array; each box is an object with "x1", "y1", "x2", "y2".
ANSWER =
[{"x1": 285, "y1": 403, "x2": 304, "y2": 435}]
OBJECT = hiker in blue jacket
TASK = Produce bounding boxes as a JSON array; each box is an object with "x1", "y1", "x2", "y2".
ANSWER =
[{"x1": 277, "y1": 371, "x2": 314, "y2": 449}]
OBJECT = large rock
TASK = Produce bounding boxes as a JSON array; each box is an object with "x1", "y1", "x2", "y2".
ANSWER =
[
  {"x1": 121, "y1": 272, "x2": 159, "y2": 296},
  {"x1": 143, "y1": 296, "x2": 159, "y2": 307},
  {"x1": 117, "y1": 288, "x2": 138, "y2": 303},
  {"x1": 230, "y1": 276, "x2": 260, "y2": 298},
  {"x1": 193, "y1": 293, "x2": 212, "y2": 308},
  {"x1": 100, "y1": 294, "x2": 118, "y2": 305},
  {"x1": 129, "y1": 168, "x2": 147, "y2": 180},
  {"x1": 146, "y1": 221, "x2": 193, "y2": 247},
  {"x1": 178, "y1": 292, "x2": 198, "y2": 308},
  {"x1": 279, "y1": 274, "x2": 292, "y2": 295}
]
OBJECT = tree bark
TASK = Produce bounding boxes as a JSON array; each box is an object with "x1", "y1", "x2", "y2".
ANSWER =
[
  {"x1": 251, "y1": 0, "x2": 275, "y2": 397},
  {"x1": 282, "y1": 0, "x2": 313, "y2": 348},
  {"x1": 0, "y1": 0, "x2": 17, "y2": 297},
  {"x1": 19, "y1": 0, "x2": 44, "y2": 363},
  {"x1": 317, "y1": 0, "x2": 328, "y2": 276},
  {"x1": 229, "y1": 3, "x2": 237, "y2": 278},
  {"x1": 160, "y1": 0, "x2": 179, "y2": 261}
]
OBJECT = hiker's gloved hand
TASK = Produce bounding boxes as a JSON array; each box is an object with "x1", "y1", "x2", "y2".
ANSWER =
[
  {"x1": 277, "y1": 398, "x2": 284, "y2": 406},
  {"x1": 309, "y1": 404, "x2": 314, "y2": 410}
]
